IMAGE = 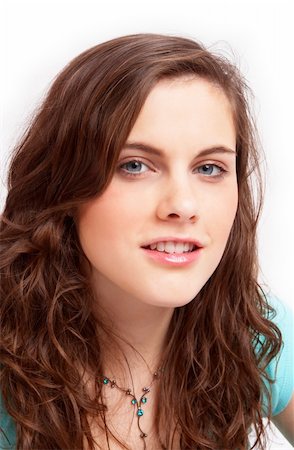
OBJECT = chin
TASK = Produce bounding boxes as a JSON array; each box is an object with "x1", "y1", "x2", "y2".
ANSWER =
[{"x1": 143, "y1": 291, "x2": 199, "y2": 308}]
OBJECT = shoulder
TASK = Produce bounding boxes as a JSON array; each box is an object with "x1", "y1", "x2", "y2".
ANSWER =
[
  {"x1": 0, "y1": 391, "x2": 16, "y2": 450},
  {"x1": 260, "y1": 294, "x2": 294, "y2": 417}
]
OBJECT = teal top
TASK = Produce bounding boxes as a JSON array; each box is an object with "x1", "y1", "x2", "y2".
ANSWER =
[{"x1": 1, "y1": 295, "x2": 293, "y2": 449}]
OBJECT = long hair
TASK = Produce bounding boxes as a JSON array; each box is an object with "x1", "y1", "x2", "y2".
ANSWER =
[{"x1": 0, "y1": 33, "x2": 281, "y2": 449}]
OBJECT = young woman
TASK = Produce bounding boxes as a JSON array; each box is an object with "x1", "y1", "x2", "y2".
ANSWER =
[{"x1": 0, "y1": 33, "x2": 293, "y2": 450}]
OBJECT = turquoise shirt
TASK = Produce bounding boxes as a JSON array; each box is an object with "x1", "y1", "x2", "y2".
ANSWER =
[
  {"x1": 1, "y1": 295, "x2": 293, "y2": 449},
  {"x1": 259, "y1": 295, "x2": 294, "y2": 417}
]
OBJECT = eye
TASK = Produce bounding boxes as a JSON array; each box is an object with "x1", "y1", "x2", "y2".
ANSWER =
[
  {"x1": 119, "y1": 159, "x2": 150, "y2": 176},
  {"x1": 195, "y1": 164, "x2": 227, "y2": 178}
]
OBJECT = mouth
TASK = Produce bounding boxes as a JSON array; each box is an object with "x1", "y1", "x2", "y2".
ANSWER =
[
  {"x1": 140, "y1": 239, "x2": 203, "y2": 266},
  {"x1": 141, "y1": 241, "x2": 199, "y2": 254}
]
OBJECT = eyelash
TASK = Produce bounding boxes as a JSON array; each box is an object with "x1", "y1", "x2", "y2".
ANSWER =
[{"x1": 118, "y1": 159, "x2": 228, "y2": 179}]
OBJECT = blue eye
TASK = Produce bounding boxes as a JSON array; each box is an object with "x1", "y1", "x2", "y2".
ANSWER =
[
  {"x1": 120, "y1": 160, "x2": 149, "y2": 175},
  {"x1": 196, "y1": 164, "x2": 225, "y2": 177}
]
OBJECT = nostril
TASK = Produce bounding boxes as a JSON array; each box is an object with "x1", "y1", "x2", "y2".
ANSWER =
[{"x1": 166, "y1": 213, "x2": 197, "y2": 222}]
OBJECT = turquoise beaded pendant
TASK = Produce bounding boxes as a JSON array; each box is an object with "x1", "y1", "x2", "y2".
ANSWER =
[{"x1": 99, "y1": 368, "x2": 163, "y2": 445}]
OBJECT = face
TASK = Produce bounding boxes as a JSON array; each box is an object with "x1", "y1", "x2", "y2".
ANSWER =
[{"x1": 76, "y1": 77, "x2": 238, "y2": 309}]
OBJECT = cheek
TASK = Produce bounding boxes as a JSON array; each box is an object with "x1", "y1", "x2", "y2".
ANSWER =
[
  {"x1": 205, "y1": 187, "x2": 238, "y2": 240},
  {"x1": 77, "y1": 202, "x2": 117, "y2": 249},
  {"x1": 76, "y1": 185, "x2": 145, "y2": 247}
]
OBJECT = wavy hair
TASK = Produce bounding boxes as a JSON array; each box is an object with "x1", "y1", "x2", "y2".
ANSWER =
[{"x1": 0, "y1": 33, "x2": 282, "y2": 449}]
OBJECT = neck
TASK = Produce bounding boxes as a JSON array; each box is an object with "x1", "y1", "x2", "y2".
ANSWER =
[{"x1": 91, "y1": 272, "x2": 174, "y2": 383}]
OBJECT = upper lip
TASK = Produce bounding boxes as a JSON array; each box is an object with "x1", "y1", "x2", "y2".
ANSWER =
[{"x1": 141, "y1": 237, "x2": 204, "y2": 248}]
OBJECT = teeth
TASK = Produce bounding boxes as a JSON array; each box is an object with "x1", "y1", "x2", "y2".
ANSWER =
[
  {"x1": 148, "y1": 241, "x2": 196, "y2": 253},
  {"x1": 175, "y1": 242, "x2": 184, "y2": 253},
  {"x1": 156, "y1": 242, "x2": 165, "y2": 252},
  {"x1": 166, "y1": 242, "x2": 177, "y2": 253}
]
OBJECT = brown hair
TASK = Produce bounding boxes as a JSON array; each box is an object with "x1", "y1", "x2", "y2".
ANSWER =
[{"x1": 0, "y1": 33, "x2": 281, "y2": 449}]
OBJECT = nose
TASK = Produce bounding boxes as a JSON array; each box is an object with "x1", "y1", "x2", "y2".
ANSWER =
[{"x1": 156, "y1": 177, "x2": 198, "y2": 224}]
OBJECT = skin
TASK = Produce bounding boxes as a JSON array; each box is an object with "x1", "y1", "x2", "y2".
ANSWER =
[
  {"x1": 272, "y1": 395, "x2": 294, "y2": 445},
  {"x1": 76, "y1": 76, "x2": 238, "y2": 378}
]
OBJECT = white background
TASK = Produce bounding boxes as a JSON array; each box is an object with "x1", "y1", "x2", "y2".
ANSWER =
[{"x1": 1, "y1": 0, "x2": 293, "y2": 448}]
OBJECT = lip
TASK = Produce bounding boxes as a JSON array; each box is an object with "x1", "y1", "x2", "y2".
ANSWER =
[
  {"x1": 141, "y1": 246, "x2": 203, "y2": 266},
  {"x1": 141, "y1": 237, "x2": 204, "y2": 267}
]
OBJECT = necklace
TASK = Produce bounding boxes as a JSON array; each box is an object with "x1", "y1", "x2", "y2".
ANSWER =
[{"x1": 98, "y1": 367, "x2": 163, "y2": 448}]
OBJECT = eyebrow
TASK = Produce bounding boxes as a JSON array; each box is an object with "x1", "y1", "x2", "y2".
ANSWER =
[{"x1": 123, "y1": 141, "x2": 236, "y2": 158}]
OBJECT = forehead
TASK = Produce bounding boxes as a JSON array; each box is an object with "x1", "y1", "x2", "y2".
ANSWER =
[
  {"x1": 143, "y1": 76, "x2": 233, "y2": 117},
  {"x1": 127, "y1": 76, "x2": 236, "y2": 149}
]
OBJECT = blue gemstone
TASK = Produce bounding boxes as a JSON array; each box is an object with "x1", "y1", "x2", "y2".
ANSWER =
[
  {"x1": 141, "y1": 397, "x2": 147, "y2": 404},
  {"x1": 131, "y1": 399, "x2": 137, "y2": 405},
  {"x1": 137, "y1": 409, "x2": 144, "y2": 416},
  {"x1": 103, "y1": 378, "x2": 109, "y2": 384}
]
